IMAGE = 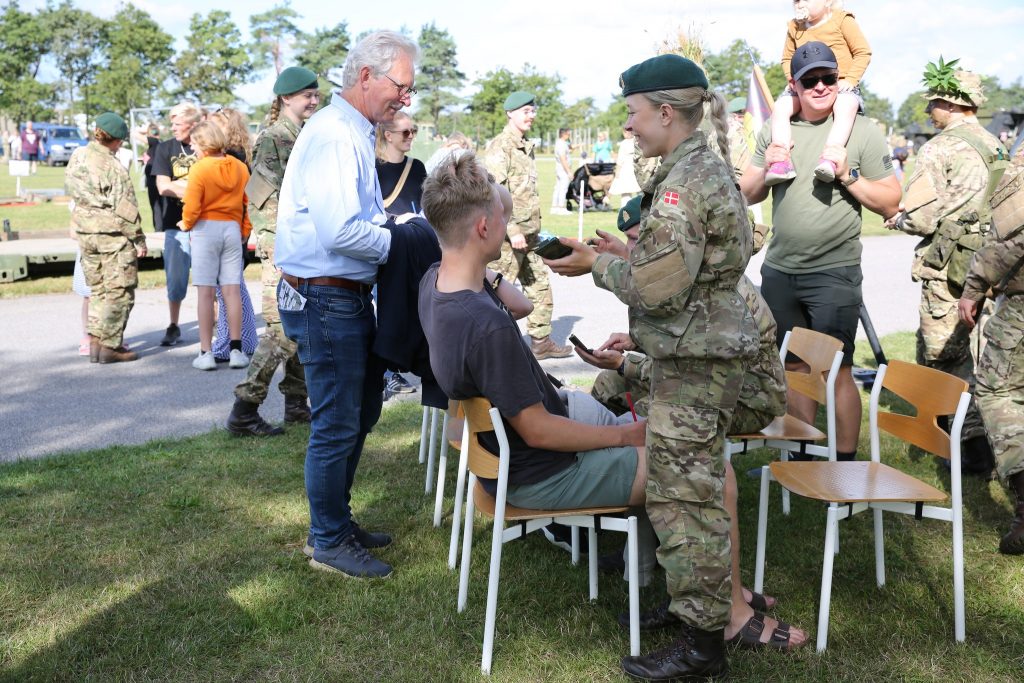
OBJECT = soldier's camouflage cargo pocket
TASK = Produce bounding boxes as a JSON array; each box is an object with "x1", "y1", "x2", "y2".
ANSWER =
[
  {"x1": 646, "y1": 401, "x2": 723, "y2": 503},
  {"x1": 979, "y1": 316, "x2": 1024, "y2": 383},
  {"x1": 115, "y1": 246, "x2": 138, "y2": 289},
  {"x1": 631, "y1": 225, "x2": 690, "y2": 316}
]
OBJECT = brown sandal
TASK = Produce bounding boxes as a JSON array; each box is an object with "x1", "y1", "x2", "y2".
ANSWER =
[{"x1": 726, "y1": 612, "x2": 802, "y2": 650}]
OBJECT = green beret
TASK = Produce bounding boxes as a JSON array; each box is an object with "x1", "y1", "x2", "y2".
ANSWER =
[
  {"x1": 503, "y1": 91, "x2": 535, "y2": 111},
  {"x1": 617, "y1": 195, "x2": 643, "y2": 232},
  {"x1": 619, "y1": 54, "x2": 709, "y2": 97},
  {"x1": 95, "y1": 112, "x2": 128, "y2": 140},
  {"x1": 728, "y1": 97, "x2": 747, "y2": 114},
  {"x1": 274, "y1": 66, "x2": 319, "y2": 96}
]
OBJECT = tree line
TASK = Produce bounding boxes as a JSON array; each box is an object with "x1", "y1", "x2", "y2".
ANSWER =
[{"x1": 3, "y1": 1, "x2": 1020, "y2": 141}]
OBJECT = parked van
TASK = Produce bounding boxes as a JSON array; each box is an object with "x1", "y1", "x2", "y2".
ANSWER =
[{"x1": 20, "y1": 123, "x2": 88, "y2": 166}]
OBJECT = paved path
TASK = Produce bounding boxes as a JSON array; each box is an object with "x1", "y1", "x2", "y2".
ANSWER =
[{"x1": 0, "y1": 234, "x2": 921, "y2": 463}]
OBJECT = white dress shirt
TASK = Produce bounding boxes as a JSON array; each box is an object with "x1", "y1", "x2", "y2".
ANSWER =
[{"x1": 275, "y1": 92, "x2": 392, "y2": 282}]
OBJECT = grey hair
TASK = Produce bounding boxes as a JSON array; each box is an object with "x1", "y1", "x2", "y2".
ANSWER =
[
  {"x1": 642, "y1": 87, "x2": 734, "y2": 180},
  {"x1": 341, "y1": 31, "x2": 419, "y2": 89}
]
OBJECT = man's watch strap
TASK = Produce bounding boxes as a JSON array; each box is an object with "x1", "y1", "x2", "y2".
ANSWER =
[{"x1": 841, "y1": 168, "x2": 860, "y2": 187}]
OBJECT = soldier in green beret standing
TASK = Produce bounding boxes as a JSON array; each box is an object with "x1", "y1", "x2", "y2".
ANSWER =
[
  {"x1": 888, "y1": 58, "x2": 1008, "y2": 475},
  {"x1": 547, "y1": 54, "x2": 766, "y2": 679},
  {"x1": 66, "y1": 113, "x2": 147, "y2": 364},
  {"x1": 958, "y1": 154, "x2": 1024, "y2": 554},
  {"x1": 226, "y1": 67, "x2": 320, "y2": 436},
  {"x1": 484, "y1": 91, "x2": 572, "y2": 360}
]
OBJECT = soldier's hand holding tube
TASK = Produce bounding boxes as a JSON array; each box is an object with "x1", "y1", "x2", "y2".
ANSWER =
[
  {"x1": 957, "y1": 296, "x2": 980, "y2": 330},
  {"x1": 509, "y1": 233, "x2": 527, "y2": 250},
  {"x1": 542, "y1": 238, "x2": 597, "y2": 276}
]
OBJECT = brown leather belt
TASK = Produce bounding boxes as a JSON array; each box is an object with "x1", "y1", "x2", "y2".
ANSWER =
[{"x1": 281, "y1": 273, "x2": 371, "y2": 295}]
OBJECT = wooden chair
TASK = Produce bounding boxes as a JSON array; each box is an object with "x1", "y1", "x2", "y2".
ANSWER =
[
  {"x1": 755, "y1": 360, "x2": 971, "y2": 651},
  {"x1": 456, "y1": 397, "x2": 640, "y2": 674}
]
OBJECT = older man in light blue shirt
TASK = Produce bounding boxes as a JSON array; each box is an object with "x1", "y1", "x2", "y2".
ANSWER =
[{"x1": 275, "y1": 30, "x2": 419, "y2": 580}]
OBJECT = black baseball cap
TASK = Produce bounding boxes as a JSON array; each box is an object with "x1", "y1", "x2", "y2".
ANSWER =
[{"x1": 790, "y1": 41, "x2": 838, "y2": 81}]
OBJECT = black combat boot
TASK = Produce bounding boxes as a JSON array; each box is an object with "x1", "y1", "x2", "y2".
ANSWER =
[
  {"x1": 960, "y1": 436, "x2": 996, "y2": 478},
  {"x1": 283, "y1": 396, "x2": 311, "y2": 423},
  {"x1": 999, "y1": 471, "x2": 1024, "y2": 555},
  {"x1": 621, "y1": 623, "x2": 727, "y2": 681},
  {"x1": 226, "y1": 398, "x2": 284, "y2": 437}
]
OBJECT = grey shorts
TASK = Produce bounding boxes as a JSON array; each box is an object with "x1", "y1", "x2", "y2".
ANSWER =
[
  {"x1": 189, "y1": 219, "x2": 243, "y2": 287},
  {"x1": 507, "y1": 405, "x2": 638, "y2": 510}
]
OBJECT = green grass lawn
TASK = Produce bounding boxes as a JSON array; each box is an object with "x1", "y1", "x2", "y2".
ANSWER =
[
  {"x1": 1, "y1": 334, "x2": 1021, "y2": 681},
  {"x1": 1, "y1": 166, "x2": 154, "y2": 234}
]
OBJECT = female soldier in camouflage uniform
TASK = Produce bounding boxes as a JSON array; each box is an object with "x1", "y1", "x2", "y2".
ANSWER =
[
  {"x1": 546, "y1": 54, "x2": 761, "y2": 679},
  {"x1": 66, "y1": 113, "x2": 147, "y2": 364},
  {"x1": 226, "y1": 67, "x2": 319, "y2": 436}
]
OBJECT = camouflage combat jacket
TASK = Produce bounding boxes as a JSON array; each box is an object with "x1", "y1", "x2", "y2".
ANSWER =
[
  {"x1": 483, "y1": 122, "x2": 540, "y2": 239},
  {"x1": 901, "y1": 117, "x2": 1007, "y2": 281},
  {"x1": 246, "y1": 116, "x2": 301, "y2": 239},
  {"x1": 65, "y1": 141, "x2": 143, "y2": 242},
  {"x1": 593, "y1": 130, "x2": 758, "y2": 361}
]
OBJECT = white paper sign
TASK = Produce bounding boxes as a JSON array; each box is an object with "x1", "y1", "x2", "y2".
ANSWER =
[{"x1": 8, "y1": 160, "x2": 30, "y2": 176}]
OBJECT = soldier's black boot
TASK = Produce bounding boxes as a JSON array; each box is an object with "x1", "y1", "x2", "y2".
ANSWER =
[
  {"x1": 999, "y1": 471, "x2": 1024, "y2": 555},
  {"x1": 226, "y1": 398, "x2": 284, "y2": 437},
  {"x1": 960, "y1": 435, "x2": 996, "y2": 478},
  {"x1": 621, "y1": 624, "x2": 727, "y2": 681},
  {"x1": 283, "y1": 396, "x2": 311, "y2": 424},
  {"x1": 89, "y1": 336, "x2": 100, "y2": 364}
]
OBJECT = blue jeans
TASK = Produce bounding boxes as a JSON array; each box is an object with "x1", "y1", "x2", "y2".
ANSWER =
[
  {"x1": 163, "y1": 228, "x2": 191, "y2": 302},
  {"x1": 278, "y1": 280, "x2": 384, "y2": 550}
]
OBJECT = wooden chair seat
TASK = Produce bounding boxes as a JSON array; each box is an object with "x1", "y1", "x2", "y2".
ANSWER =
[
  {"x1": 729, "y1": 414, "x2": 826, "y2": 442},
  {"x1": 472, "y1": 480, "x2": 629, "y2": 521},
  {"x1": 769, "y1": 461, "x2": 947, "y2": 504}
]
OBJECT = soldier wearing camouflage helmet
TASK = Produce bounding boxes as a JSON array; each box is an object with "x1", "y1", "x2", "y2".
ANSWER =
[
  {"x1": 226, "y1": 66, "x2": 320, "y2": 437},
  {"x1": 483, "y1": 91, "x2": 572, "y2": 360},
  {"x1": 958, "y1": 152, "x2": 1024, "y2": 554},
  {"x1": 66, "y1": 113, "x2": 146, "y2": 364},
  {"x1": 546, "y1": 54, "x2": 764, "y2": 679},
  {"x1": 889, "y1": 58, "x2": 1009, "y2": 475}
]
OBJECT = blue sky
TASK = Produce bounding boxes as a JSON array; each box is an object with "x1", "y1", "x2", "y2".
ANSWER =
[{"x1": 25, "y1": 0, "x2": 1024, "y2": 116}]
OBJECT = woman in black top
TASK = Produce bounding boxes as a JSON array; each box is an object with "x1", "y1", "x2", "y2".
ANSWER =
[{"x1": 375, "y1": 111, "x2": 427, "y2": 217}]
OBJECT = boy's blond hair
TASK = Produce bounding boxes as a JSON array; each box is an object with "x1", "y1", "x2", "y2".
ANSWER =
[
  {"x1": 421, "y1": 152, "x2": 495, "y2": 248},
  {"x1": 168, "y1": 101, "x2": 204, "y2": 125},
  {"x1": 189, "y1": 121, "x2": 227, "y2": 154}
]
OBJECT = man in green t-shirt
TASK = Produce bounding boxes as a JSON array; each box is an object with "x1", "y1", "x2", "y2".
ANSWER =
[{"x1": 740, "y1": 41, "x2": 900, "y2": 462}]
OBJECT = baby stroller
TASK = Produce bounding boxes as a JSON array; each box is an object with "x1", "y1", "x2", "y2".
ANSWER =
[{"x1": 566, "y1": 162, "x2": 616, "y2": 211}]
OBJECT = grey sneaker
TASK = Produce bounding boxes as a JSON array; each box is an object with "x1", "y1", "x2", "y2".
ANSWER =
[
  {"x1": 309, "y1": 534, "x2": 392, "y2": 578},
  {"x1": 160, "y1": 323, "x2": 181, "y2": 346}
]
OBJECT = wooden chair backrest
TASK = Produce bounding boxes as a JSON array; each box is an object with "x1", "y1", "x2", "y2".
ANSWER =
[
  {"x1": 876, "y1": 360, "x2": 969, "y2": 460},
  {"x1": 461, "y1": 396, "x2": 501, "y2": 479},
  {"x1": 785, "y1": 327, "x2": 844, "y2": 404}
]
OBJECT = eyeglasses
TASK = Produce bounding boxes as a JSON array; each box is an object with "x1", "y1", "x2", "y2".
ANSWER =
[
  {"x1": 382, "y1": 73, "x2": 418, "y2": 98},
  {"x1": 390, "y1": 127, "x2": 418, "y2": 138},
  {"x1": 798, "y1": 73, "x2": 839, "y2": 89}
]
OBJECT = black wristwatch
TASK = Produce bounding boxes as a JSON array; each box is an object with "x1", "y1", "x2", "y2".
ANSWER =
[
  {"x1": 491, "y1": 272, "x2": 503, "y2": 288},
  {"x1": 616, "y1": 359, "x2": 626, "y2": 377},
  {"x1": 841, "y1": 168, "x2": 860, "y2": 187}
]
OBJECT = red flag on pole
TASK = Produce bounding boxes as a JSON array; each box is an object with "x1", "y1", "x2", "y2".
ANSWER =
[{"x1": 743, "y1": 64, "x2": 775, "y2": 153}]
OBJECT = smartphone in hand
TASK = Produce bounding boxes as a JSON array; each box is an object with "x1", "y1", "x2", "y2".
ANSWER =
[
  {"x1": 533, "y1": 236, "x2": 573, "y2": 260},
  {"x1": 568, "y1": 334, "x2": 593, "y2": 354}
]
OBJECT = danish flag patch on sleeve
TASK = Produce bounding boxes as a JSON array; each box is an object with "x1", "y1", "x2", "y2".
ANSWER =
[{"x1": 663, "y1": 191, "x2": 680, "y2": 205}]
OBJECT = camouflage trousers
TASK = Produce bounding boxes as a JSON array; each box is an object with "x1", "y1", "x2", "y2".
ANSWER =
[
  {"x1": 976, "y1": 297, "x2": 1024, "y2": 482},
  {"x1": 916, "y1": 279, "x2": 987, "y2": 441},
  {"x1": 645, "y1": 356, "x2": 746, "y2": 630},
  {"x1": 78, "y1": 232, "x2": 137, "y2": 348},
  {"x1": 591, "y1": 369, "x2": 650, "y2": 418},
  {"x1": 234, "y1": 235, "x2": 306, "y2": 404},
  {"x1": 489, "y1": 238, "x2": 553, "y2": 339}
]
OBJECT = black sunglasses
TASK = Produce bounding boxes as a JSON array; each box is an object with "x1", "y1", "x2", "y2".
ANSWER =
[{"x1": 799, "y1": 73, "x2": 839, "y2": 89}]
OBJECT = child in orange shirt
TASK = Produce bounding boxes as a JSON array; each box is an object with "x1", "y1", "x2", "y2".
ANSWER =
[
  {"x1": 181, "y1": 121, "x2": 253, "y2": 371},
  {"x1": 765, "y1": 0, "x2": 872, "y2": 185}
]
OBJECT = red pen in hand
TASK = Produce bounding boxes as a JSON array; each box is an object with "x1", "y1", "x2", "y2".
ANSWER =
[{"x1": 626, "y1": 392, "x2": 638, "y2": 422}]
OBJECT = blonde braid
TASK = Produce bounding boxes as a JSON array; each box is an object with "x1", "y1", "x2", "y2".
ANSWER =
[
  {"x1": 268, "y1": 97, "x2": 282, "y2": 125},
  {"x1": 705, "y1": 91, "x2": 734, "y2": 180}
]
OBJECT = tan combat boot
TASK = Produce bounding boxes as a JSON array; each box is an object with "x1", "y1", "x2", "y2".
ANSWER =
[
  {"x1": 98, "y1": 345, "x2": 139, "y2": 363},
  {"x1": 530, "y1": 335, "x2": 573, "y2": 360},
  {"x1": 89, "y1": 335, "x2": 100, "y2": 364}
]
